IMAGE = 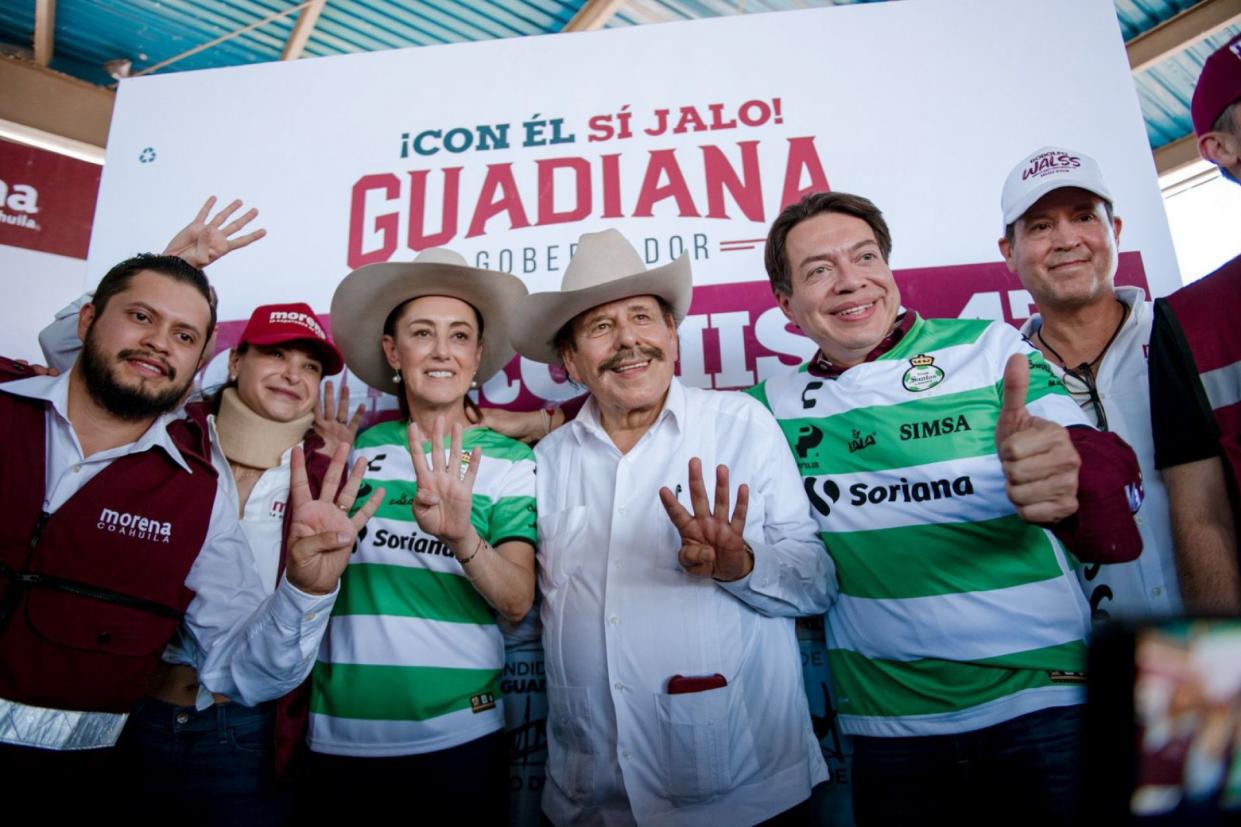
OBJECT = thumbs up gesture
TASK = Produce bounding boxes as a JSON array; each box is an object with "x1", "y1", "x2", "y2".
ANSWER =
[{"x1": 995, "y1": 354, "x2": 1081, "y2": 524}]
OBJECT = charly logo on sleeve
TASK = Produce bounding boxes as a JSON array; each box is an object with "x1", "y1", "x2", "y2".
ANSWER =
[
  {"x1": 97, "y1": 508, "x2": 172, "y2": 543},
  {"x1": 902, "y1": 354, "x2": 945, "y2": 392}
]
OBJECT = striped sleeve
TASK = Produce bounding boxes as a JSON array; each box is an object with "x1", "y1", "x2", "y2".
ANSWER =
[{"x1": 486, "y1": 445, "x2": 537, "y2": 548}]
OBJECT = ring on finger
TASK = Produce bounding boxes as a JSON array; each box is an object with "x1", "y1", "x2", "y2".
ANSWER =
[{"x1": 337, "y1": 503, "x2": 350, "y2": 511}]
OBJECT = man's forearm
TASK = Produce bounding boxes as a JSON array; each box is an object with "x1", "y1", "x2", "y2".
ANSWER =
[{"x1": 1164, "y1": 458, "x2": 1241, "y2": 612}]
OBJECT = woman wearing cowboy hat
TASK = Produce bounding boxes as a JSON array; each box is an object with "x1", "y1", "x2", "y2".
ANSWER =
[{"x1": 306, "y1": 249, "x2": 537, "y2": 819}]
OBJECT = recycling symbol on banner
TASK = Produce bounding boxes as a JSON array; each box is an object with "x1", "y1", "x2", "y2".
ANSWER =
[{"x1": 139, "y1": 147, "x2": 157, "y2": 163}]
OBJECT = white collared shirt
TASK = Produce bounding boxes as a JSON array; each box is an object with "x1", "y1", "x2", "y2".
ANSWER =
[
  {"x1": 208, "y1": 426, "x2": 294, "y2": 596},
  {"x1": 535, "y1": 378, "x2": 833, "y2": 826},
  {"x1": 0, "y1": 372, "x2": 336, "y2": 750},
  {"x1": 1021, "y1": 286, "x2": 1181, "y2": 618}
]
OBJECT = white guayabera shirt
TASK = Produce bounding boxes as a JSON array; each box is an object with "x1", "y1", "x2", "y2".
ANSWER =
[{"x1": 535, "y1": 378, "x2": 834, "y2": 826}]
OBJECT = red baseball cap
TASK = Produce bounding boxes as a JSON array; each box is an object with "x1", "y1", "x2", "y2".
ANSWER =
[
  {"x1": 1192, "y1": 32, "x2": 1241, "y2": 137},
  {"x1": 237, "y1": 302, "x2": 344, "y2": 375}
]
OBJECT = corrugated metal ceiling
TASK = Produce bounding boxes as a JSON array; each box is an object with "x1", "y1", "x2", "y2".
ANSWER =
[{"x1": 0, "y1": 0, "x2": 1234, "y2": 153}]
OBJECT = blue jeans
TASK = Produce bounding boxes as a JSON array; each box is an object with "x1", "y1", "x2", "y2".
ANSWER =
[
  {"x1": 115, "y1": 697, "x2": 289, "y2": 826},
  {"x1": 851, "y1": 704, "x2": 1085, "y2": 827}
]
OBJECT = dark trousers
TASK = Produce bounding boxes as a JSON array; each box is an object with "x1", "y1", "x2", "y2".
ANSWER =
[
  {"x1": 852, "y1": 704, "x2": 1085, "y2": 827},
  {"x1": 113, "y1": 697, "x2": 288, "y2": 827},
  {"x1": 301, "y1": 729, "x2": 510, "y2": 824},
  {"x1": 0, "y1": 740, "x2": 121, "y2": 820}
]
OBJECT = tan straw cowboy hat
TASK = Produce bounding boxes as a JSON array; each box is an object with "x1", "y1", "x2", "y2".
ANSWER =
[
  {"x1": 330, "y1": 248, "x2": 528, "y2": 392},
  {"x1": 510, "y1": 229, "x2": 692, "y2": 364}
]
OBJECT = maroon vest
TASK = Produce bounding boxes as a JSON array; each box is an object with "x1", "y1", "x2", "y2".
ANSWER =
[
  {"x1": 1161, "y1": 254, "x2": 1241, "y2": 496},
  {"x1": 0, "y1": 359, "x2": 217, "y2": 712}
]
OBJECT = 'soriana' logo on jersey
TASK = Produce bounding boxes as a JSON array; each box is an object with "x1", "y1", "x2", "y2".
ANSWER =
[{"x1": 902, "y1": 354, "x2": 945, "y2": 392}]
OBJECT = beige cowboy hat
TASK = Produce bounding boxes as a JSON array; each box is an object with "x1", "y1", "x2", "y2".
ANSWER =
[
  {"x1": 510, "y1": 229, "x2": 692, "y2": 364},
  {"x1": 330, "y1": 248, "x2": 528, "y2": 393}
]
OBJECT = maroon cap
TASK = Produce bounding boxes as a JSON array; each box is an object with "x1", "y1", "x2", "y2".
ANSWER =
[
  {"x1": 1192, "y1": 32, "x2": 1241, "y2": 137},
  {"x1": 238, "y1": 302, "x2": 344, "y2": 375}
]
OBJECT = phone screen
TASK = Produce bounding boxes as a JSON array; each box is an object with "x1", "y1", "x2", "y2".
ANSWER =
[{"x1": 1131, "y1": 620, "x2": 1241, "y2": 818}]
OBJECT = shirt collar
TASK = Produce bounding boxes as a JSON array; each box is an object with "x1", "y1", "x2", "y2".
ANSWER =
[
  {"x1": 571, "y1": 376, "x2": 685, "y2": 447},
  {"x1": 1, "y1": 370, "x2": 195, "y2": 473},
  {"x1": 1018, "y1": 286, "x2": 1150, "y2": 340},
  {"x1": 806, "y1": 309, "x2": 916, "y2": 378}
]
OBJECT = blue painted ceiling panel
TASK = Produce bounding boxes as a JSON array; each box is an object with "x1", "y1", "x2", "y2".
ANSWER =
[
  {"x1": 0, "y1": 0, "x2": 1231, "y2": 154},
  {"x1": 1135, "y1": 24, "x2": 1241, "y2": 148}
]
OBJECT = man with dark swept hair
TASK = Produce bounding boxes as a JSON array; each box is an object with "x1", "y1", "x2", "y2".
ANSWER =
[
  {"x1": 763, "y1": 191, "x2": 893, "y2": 297},
  {"x1": 745, "y1": 190, "x2": 1145, "y2": 824},
  {"x1": 0, "y1": 250, "x2": 377, "y2": 808},
  {"x1": 92, "y1": 253, "x2": 218, "y2": 333}
]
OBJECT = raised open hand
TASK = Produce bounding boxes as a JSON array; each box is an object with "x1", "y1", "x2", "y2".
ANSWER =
[
  {"x1": 407, "y1": 417, "x2": 482, "y2": 546},
  {"x1": 285, "y1": 443, "x2": 384, "y2": 595},
  {"x1": 659, "y1": 457, "x2": 752, "y2": 581},
  {"x1": 314, "y1": 378, "x2": 366, "y2": 457},
  {"x1": 162, "y1": 196, "x2": 267, "y2": 269}
]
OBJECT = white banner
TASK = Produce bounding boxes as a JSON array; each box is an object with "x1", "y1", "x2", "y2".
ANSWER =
[{"x1": 87, "y1": 0, "x2": 1174, "y2": 372}]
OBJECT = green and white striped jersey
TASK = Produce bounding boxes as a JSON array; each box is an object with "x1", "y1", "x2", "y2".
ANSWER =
[
  {"x1": 307, "y1": 421, "x2": 537, "y2": 756},
  {"x1": 748, "y1": 314, "x2": 1094, "y2": 737}
]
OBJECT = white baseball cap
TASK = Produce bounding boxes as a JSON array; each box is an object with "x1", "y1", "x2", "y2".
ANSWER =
[{"x1": 1000, "y1": 146, "x2": 1112, "y2": 228}]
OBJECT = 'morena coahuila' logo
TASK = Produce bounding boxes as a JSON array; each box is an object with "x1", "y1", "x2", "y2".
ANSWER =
[
  {"x1": 97, "y1": 507, "x2": 173, "y2": 543},
  {"x1": 902, "y1": 354, "x2": 945, "y2": 392},
  {"x1": 269, "y1": 310, "x2": 327, "y2": 340}
]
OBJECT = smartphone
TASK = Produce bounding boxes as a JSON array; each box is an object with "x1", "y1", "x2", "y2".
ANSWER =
[{"x1": 1085, "y1": 617, "x2": 1241, "y2": 824}]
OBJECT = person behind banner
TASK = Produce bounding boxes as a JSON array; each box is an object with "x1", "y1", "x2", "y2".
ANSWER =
[
  {"x1": 0, "y1": 253, "x2": 379, "y2": 811},
  {"x1": 305, "y1": 249, "x2": 537, "y2": 821},
  {"x1": 1147, "y1": 32, "x2": 1241, "y2": 612},
  {"x1": 751, "y1": 191, "x2": 1144, "y2": 825},
  {"x1": 998, "y1": 145, "x2": 1180, "y2": 620},
  {"x1": 509, "y1": 228, "x2": 833, "y2": 826}
]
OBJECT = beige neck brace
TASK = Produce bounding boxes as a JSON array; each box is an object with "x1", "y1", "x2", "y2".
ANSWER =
[{"x1": 216, "y1": 387, "x2": 313, "y2": 469}]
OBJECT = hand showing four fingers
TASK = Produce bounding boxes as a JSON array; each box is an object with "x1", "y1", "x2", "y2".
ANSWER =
[
  {"x1": 406, "y1": 417, "x2": 482, "y2": 547},
  {"x1": 285, "y1": 443, "x2": 384, "y2": 595},
  {"x1": 162, "y1": 195, "x2": 267, "y2": 270},
  {"x1": 659, "y1": 458, "x2": 753, "y2": 582},
  {"x1": 314, "y1": 379, "x2": 366, "y2": 458}
]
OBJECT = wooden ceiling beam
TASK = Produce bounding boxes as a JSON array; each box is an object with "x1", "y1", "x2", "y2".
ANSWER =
[
  {"x1": 34, "y1": 0, "x2": 56, "y2": 66},
  {"x1": 282, "y1": 0, "x2": 326, "y2": 61},
  {"x1": 1128, "y1": 0, "x2": 1241, "y2": 74},
  {"x1": 564, "y1": 0, "x2": 627, "y2": 32},
  {"x1": 0, "y1": 56, "x2": 112, "y2": 149}
]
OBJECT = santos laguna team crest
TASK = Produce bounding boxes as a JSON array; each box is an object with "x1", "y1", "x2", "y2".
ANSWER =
[{"x1": 902, "y1": 354, "x2": 945, "y2": 392}]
